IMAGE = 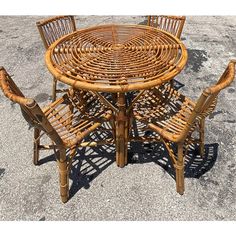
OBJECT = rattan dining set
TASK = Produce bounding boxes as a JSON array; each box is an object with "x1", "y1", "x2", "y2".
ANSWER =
[{"x1": 0, "y1": 16, "x2": 235, "y2": 203}]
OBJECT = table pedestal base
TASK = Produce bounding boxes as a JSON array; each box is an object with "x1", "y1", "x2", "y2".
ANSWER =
[{"x1": 115, "y1": 92, "x2": 129, "y2": 167}]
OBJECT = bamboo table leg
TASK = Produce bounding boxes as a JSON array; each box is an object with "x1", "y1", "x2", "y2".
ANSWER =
[{"x1": 115, "y1": 92, "x2": 128, "y2": 167}]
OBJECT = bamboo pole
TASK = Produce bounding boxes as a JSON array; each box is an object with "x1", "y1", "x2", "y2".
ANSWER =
[
  {"x1": 116, "y1": 92, "x2": 128, "y2": 167},
  {"x1": 33, "y1": 128, "x2": 41, "y2": 165},
  {"x1": 175, "y1": 142, "x2": 184, "y2": 195},
  {"x1": 58, "y1": 149, "x2": 69, "y2": 203}
]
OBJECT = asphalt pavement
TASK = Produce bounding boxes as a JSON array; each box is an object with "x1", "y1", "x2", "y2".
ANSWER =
[{"x1": 0, "y1": 16, "x2": 236, "y2": 220}]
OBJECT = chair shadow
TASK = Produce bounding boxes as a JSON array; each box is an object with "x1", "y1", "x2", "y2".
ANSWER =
[
  {"x1": 68, "y1": 144, "x2": 115, "y2": 199},
  {"x1": 38, "y1": 154, "x2": 56, "y2": 165},
  {"x1": 68, "y1": 128, "x2": 219, "y2": 199},
  {"x1": 37, "y1": 118, "x2": 218, "y2": 201},
  {"x1": 37, "y1": 136, "x2": 218, "y2": 201},
  {"x1": 36, "y1": 141, "x2": 116, "y2": 200},
  {"x1": 37, "y1": 122, "x2": 219, "y2": 201},
  {"x1": 129, "y1": 141, "x2": 219, "y2": 179},
  {"x1": 67, "y1": 140, "x2": 218, "y2": 200}
]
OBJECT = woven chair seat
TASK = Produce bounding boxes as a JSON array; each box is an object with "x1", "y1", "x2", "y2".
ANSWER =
[
  {"x1": 133, "y1": 85, "x2": 197, "y2": 142},
  {"x1": 43, "y1": 90, "x2": 112, "y2": 147}
]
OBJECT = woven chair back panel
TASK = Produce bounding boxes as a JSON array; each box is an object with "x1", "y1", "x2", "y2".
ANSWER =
[
  {"x1": 148, "y1": 16, "x2": 185, "y2": 38},
  {"x1": 38, "y1": 16, "x2": 76, "y2": 48}
]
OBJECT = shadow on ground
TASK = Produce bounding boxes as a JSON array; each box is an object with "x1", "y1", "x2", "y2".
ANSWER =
[
  {"x1": 38, "y1": 136, "x2": 218, "y2": 201},
  {"x1": 69, "y1": 139, "x2": 218, "y2": 199},
  {"x1": 35, "y1": 78, "x2": 218, "y2": 201},
  {"x1": 129, "y1": 141, "x2": 219, "y2": 179},
  {"x1": 0, "y1": 168, "x2": 5, "y2": 179}
]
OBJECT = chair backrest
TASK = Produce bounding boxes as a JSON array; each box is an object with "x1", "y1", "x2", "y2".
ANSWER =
[
  {"x1": 0, "y1": 67, "x2": 63, "y2": 146},
  {"x1": 147, "y1": 15, "x2": 186, "y2": 39},
  {"x1": 36, "y1": 15, "x2": 76, "y2": 49},
  {"x1": 180, "y1": 60, "x2": 236, "y2": 141}
]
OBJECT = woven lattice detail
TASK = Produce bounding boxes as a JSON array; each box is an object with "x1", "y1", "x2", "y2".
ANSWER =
[
  {"x1": 37, "y1": 15, "x2": 76, "y2": 49},
  {"x1": 147, "y1": 16, "x2": 186, "y2": 39},
  {"x1": 46, "y1": 24, "x2": 187, "y2": 92},
  {"x1": 133, "y1": 85, "x2": 196, "y2": 142}
]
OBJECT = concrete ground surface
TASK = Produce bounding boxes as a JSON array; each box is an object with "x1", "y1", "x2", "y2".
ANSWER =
[{"x1": 0, "y1": 16, "x2": 235, "y2": 220}]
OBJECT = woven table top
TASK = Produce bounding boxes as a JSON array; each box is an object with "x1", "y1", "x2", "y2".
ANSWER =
[{"x1": 45, "y1": 24, "x2": 188, "y2": 92}]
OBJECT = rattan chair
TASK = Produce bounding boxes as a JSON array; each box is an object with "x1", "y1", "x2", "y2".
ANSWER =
[
  {"x1": 36, "y1": 16, "x2": 77, "y2": 101},
  {"x1": 133, "y1": 60, "x2": 236, "y2": 195},
  {"x1": 147, "y1": 15, "x2": 186, "y2": 39},
  {"x1": 0, "y1": 67, "x2": 112, "y2": 203}
]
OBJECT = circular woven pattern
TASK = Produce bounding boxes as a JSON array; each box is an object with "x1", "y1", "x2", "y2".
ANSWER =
[{"x1": 46, "y1": 24, "x2": 188, "y2": 92}]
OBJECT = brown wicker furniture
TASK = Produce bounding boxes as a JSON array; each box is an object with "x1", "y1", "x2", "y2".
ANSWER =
[
  {"x1": 36, "y1": 16, "x2": 77, "y2": 101},
  {"x1": 0, "y1": 67, "x2": 112, "y2": 203},
  {"x1": 133, "y1": 60, "x2": 236, "y2": 194},
  {"x1": 45, "y1": 24, "x2": 188, "y2": 168},
  {"x1": 147, "y1": 16, "x2": 186, "y2": 39}
]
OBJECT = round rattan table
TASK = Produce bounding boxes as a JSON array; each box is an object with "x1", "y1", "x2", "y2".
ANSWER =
[{"x1": 45, "y1": 24, "x2": 188, "y2": 167}]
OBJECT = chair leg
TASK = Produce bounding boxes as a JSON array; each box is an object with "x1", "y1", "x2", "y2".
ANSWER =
[
  {"x1": 52, "y1": 77, "x2": 57, "y2": 102},
  {"x1": 199, "y1": 118, "x2": 205, "y2": 158},
  {"x1": 58, "y1": 149, "x2": 69, "y2": 203},
  {"x1": 67, "y1": 146, "x2": 77, "y2": 177},
  {"x1": 33, "y1": 128, "x2": 41, "y2": 165},
  {"x1": 175, "y1": 142, "x2": 185, "y2": 195}
]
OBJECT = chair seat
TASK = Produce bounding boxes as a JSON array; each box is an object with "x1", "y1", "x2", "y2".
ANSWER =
[
  {"x1": 43, "y1": 91, "x2": 112, "y2": 147},
  {"x1": 133, "y1": 85, "x2": 196, "y2": 142}
]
